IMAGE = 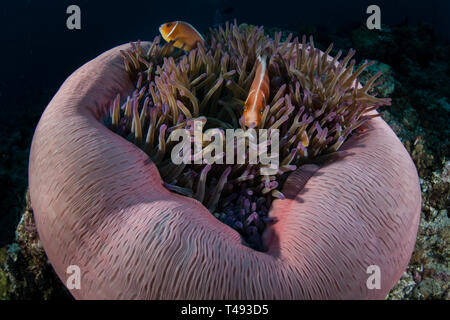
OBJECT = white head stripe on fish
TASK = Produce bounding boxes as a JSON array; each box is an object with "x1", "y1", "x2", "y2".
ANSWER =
[
  {"x1": 250, "y1": 56, "x2": 267, "y2": 113},
  {"x1": 166, "y1": 21, "x2": 179, "y2": 38}
]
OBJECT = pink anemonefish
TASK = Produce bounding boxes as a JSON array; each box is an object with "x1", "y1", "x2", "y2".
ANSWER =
[
  {"x1": 159, "y1": 21, "x2": 205, "y2": 51},
  {"x1": 243, "y1": 55, "x2": 270, "y2": 128}
]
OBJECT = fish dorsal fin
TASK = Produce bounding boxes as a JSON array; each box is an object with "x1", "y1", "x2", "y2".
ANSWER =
[
  {"x1": 182, "y1": 21, "x2": 205, "y2": 41},
  {"x1": 257, "y1": 55, "x2": 265, "y2": 67},
  {"x1": 259, "y1": 46, "x2": 271, "y2": 62}
]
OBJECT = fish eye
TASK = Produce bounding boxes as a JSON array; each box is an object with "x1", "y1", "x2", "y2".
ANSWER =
[{"x1": 166, "y1": 23, "x2": 171, "y2": 27}]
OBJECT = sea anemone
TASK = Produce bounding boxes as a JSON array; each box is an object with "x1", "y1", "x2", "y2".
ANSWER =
[
  {"x1": 28, "y1": 22, "x2": 421, "y2": 299},
  {"x1": 104, "y1": 22, "x2": 391, "y2": 250}
]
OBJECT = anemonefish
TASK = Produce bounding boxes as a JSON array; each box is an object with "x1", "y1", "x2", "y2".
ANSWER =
[
  {"x1": 243, "y1": 55, "x2": 270, "y2": 128},
  {"x1": 159, "y1": 21, "x2": 205, "y2": 51}
]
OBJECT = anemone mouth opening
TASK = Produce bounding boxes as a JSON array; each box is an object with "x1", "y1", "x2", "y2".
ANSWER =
[{"x1": 101, "y1": 22, "x2": 391, "y2": 252}]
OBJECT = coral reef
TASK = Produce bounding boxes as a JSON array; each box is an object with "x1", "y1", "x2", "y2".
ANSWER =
[
  {"x1": 351, "y1": 23, "x2": 449, "y2": 167},
  {"x1": 0, "y1": 247, "x2": 9, "y2": 299},
  {"x1": 0, "y1": 191, "x2": 71, "y2": 299},
  {"x1": 387, "y1": 160, "x2": 449, "y2": 300},
  {"x1": 0, "y1": 117, "x2": 35, "y2": 246}
]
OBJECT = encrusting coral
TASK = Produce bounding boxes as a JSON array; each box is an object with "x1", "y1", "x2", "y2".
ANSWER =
[{"x1": 104, "y1": 22, "x2": 391, "y2": 250}]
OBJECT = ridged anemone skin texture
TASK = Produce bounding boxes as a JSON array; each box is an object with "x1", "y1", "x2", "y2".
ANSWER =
[{"x1": 29, "y1": 42, "x2": 421, "y2": 300}]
